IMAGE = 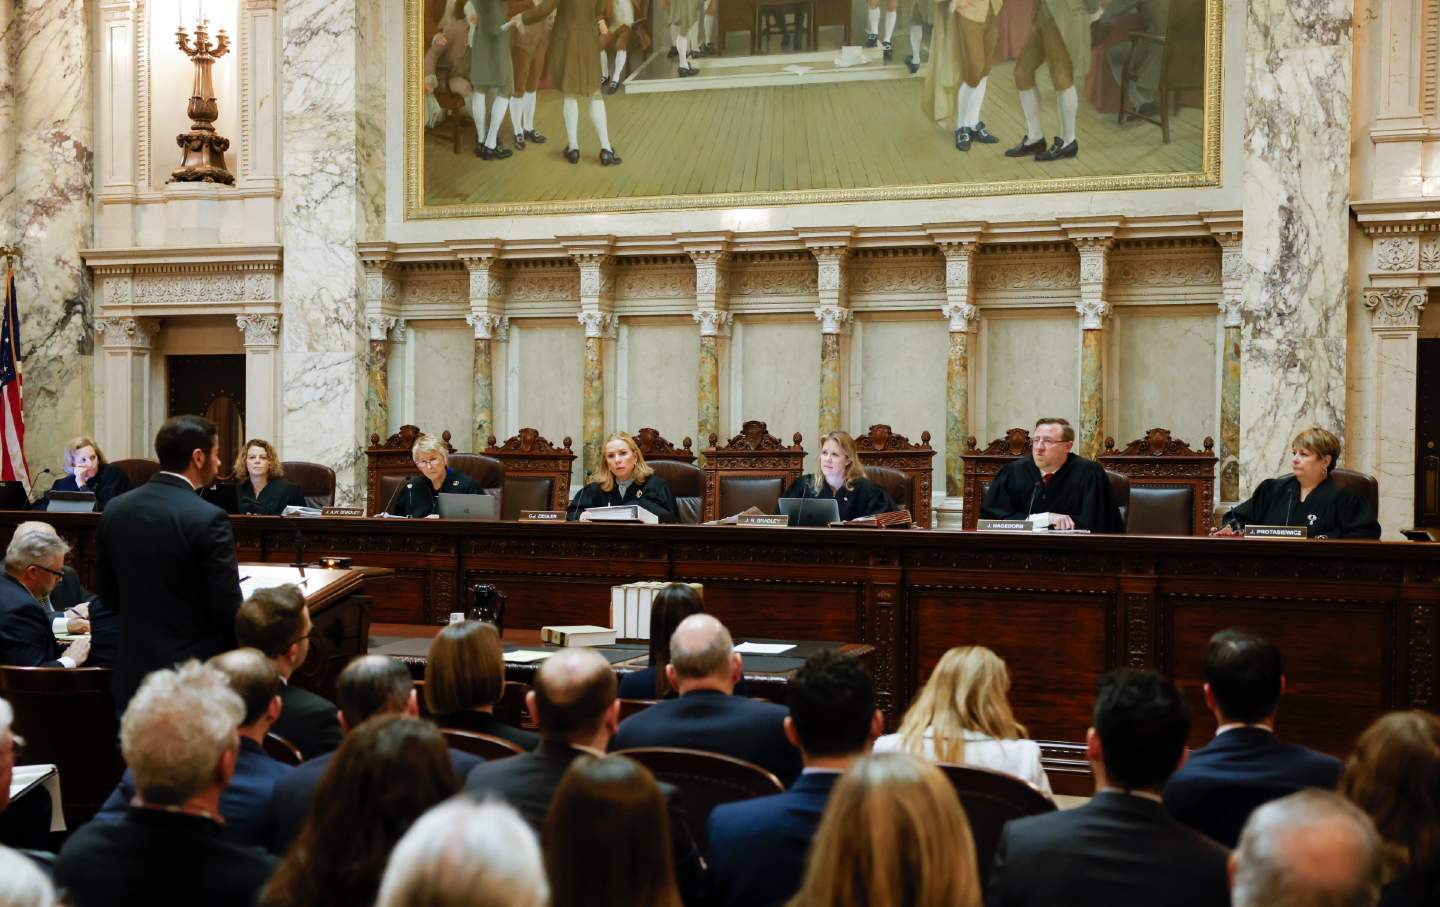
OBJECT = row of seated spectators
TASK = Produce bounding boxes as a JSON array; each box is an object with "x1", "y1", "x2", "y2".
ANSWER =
[{"x1": 0, "y1": 585, "x2": 1436, "y2": 907}]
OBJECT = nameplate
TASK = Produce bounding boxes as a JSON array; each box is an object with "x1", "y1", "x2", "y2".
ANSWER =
[
  {"x1": 321, "y1": 507, "x2": 365, "y2": 518},
  {"x1": 737, "y1": 513, "x2": 790, "y2": 527},
  {"x1": 977, "y1": 519, "x2": 1034, "y2": 532},
  {"x1": 1242, "y1": 525, "x2": 1308, "y2": 539},
  {"x1": 520, "y1": 510, "x2": 566, "y2": 522}
]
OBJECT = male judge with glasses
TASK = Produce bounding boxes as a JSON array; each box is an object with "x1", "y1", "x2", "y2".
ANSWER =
[{"x1": 980, "y1": 417, "x2": 1124, "y2": 532}]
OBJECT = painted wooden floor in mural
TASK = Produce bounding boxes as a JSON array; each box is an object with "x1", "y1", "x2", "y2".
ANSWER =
[{"x1": 422, "y1": 60, "x2": 1204, "y2": 206}]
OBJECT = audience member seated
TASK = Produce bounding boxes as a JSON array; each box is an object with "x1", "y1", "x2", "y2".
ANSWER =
[
  {"x1": 387, "y1": 432, "x2": 489, "y2": 518},
  {"x1": 464, "y1": 648, "x2": 703, "y2": 904},
  {"x1": 618, "y1": 583, "x2": 705, "y2": 700},
  {"x1": 270, "y1": 654, "x2": 483, "y2": 852},
  {"x1": 235, "y1": 584, "x2": 343, "y2": 759},
  {"x1": 0, "y1": 696, "x2": 53, "y2": 859},
  {"x1": 36, "y1": 565, "x2": 117, "y2": 669},
  {"x1": 781, "y1": 431, "x2": 896, "y2": 521},
  {"x1": 1340, "y1": 711, "x2": 1440, "y2": 907},
  {"x1": 40, "y1": 436, "x2": 130, "y2": 511},
  {"x1": 789, "y1": 752, "x2": 981, "y2": 907},
  {"x1": 374, "y1": 797, "x2": 548, "y2": 907},
  {"x1": 54, "y1": 662, "x2": 278, "y2": 907},
  {"x1": 0, "y1": 845, "x2": 56, "y2": 907},
  {"x1": 0, "y1": 522, "x2": 90, "y2": 668},
  {"x1": 875, "y1": 645, "x2": 1053, "y2": 797},
  {"x1": 987, "y1": 669, "x2": 1229, "y2": 907},
  {"x1": 234, "y1": 439, "x2": 307, "y2": 516},
  {"x1": 610, "y1": 614, "x2": 802, "y2": 785},
  {"x1": 545, "y1": 755, "x2": 683, "y2": 907},
  {"x1": 1231, "y1": 790, "x2": 1383, "y2": 907},
  {"x1": 426, "y1": 620, "x2": 539, "y2": 751},
  {"x1": 1164, "y1": 628, "x2": 1343, "y2": 847},
  {"x1": 95, "y1": 648, "x2": 293, "y2": 850},
  {"x1": 261, "y1": 715, "x2": 460, "y2": 907},
  {"x1": 706, "y1": 651, "x2": 882, "y2": 907},
  {"x1": 566, "y1": 432, "x2": 678, "y2": 523}
]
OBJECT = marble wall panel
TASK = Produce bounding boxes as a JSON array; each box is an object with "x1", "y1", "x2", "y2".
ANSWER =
[
  {"x1": 981, "y1": 314, "x2": 1077, "y2": 442},
  {"x1": 512, "y1": 318, "x2": 584, "y2": 482},
  {"x1": 409, "y1": 321, "x2": 474, "y2": 444},
  {"x1": 0, "y1": 1, "x2": 14, "y2": 233},
  {"x1": 1112, "y1": 309, "x2": 1218, "y2": 448},
  {"x1": 857, "y1": 316, "x2": 947, "y2": 494},
  {"x1": 732, "y1": 317, "x2": 820, "y2": 455},
  {"x1": 617, "y1": 319, "x2": 698, "y2": 444}
]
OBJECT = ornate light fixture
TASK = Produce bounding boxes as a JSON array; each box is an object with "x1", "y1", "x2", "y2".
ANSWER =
[{"x1": 170, "y1": 16, "x2": 233, "y2": 184}]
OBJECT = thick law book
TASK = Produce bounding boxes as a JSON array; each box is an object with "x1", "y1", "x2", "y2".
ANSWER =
[{"x1": 541, "y1": 624, "x2": 618, "y2": 647}]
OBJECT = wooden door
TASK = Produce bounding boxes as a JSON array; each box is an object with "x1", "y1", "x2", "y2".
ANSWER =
[{"x1": 1418, "y1": 339, "x2": 1440, "y2": 529}]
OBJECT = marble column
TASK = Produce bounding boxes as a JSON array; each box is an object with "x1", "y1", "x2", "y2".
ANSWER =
[
  {"x1": 237, "y1": 315, "x2": 283, "y2": 445},
  {"x1": 1240, "y1": 0, "x2": 1352, "y2": 491},
  {"x1": 1215, "y1": 233, "x2": 1244, "y2": 503},
  {"x1": 578, "y1": 311, "x2": 618, "y2": 476},
  {"x1": 938, "y1": 242, "x2": 979, "y2": 500},
  {"x1": 1074, "y1": 238, "x2": 1112, "y2": 460},
  {"x1": 688, "y1": 247, "x2": 732, "y2": 456},
  {"x1": 465, "y1": 314, "x2": 508, "y2": 448},
  {"x1": 364, "y1": 316, "x2": 397, "y2": 443},
  {"x1": 94, "y1": 318, "x2": 159, "y2": 460},
  {"x1": 810, "y1": 246, "x2": 850, "y2": 438},
  {"x1": 1364, "y1": 287, "x2": 1426, "y2": 538}
]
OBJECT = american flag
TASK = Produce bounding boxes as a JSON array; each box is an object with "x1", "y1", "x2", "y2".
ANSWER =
[{"x1": 0, "y1": 261, "x2": 31, "y2": 494}]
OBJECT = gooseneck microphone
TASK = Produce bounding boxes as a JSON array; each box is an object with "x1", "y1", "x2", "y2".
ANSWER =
[
  {"x1": 1026, "y1": 481, "x2": 1041, "y2": 518},
  {"x1": 1283, "y1": 486, "x2": 1297, "y2": 528},
  {"x1": 26, "y1": 468, "x2": 55, "y2": 507}
]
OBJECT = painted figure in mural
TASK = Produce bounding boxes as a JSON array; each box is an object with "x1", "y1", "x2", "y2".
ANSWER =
[
  {"x1": 510, "y1": 0, "x2": 623, "y2": 164},
  {"x1": 597, "y1": 0, "x2": 639, "y2": 94},
  {"x1": 949, "y1": 0, "x2": 1005, "y2": 151},
  {"x1": 1006, "y1": 0, "x2": 1101, "y2": 162},
  {"x1": 423, "y1": 3, "x2": 474, "y2": 131},
  {"x1": 865, "y1": 0, "x2": 900, "y2": 59},
  {"x1": 664, "y1": 0, "x2": 703, "y2": 75},
  {"x1": 466, "y1": 0, "x2": 518, "y2": 159},
  {"x1": 904, "y1": 0, "x2": 932, "y2": 72},
  {"x1": 1097, "y1": 0, "x2": 1170, "y2": 119},
  {"x1": 507, "y1": 0, "x2": 555, "y2": 147}
]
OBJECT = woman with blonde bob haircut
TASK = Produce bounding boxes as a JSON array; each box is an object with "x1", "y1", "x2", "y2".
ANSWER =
[
  {"x1": 232, "y1": 438, "x2": 307, "y2": 515},
  {"x1": 787, "y1": 752, "x2": 982, "y2": 907},
  {"x1": 45, "y1": 435, "x2": 130, "y2": 510},
  {"x1": 1214, "y1": 426, "x2": 1380, "y2": 538},
  {"x1": 425, "y1": 620, "x2": 538, "y2": 751},
  {"x1": 566, "y1": 432, "x2": 677, "y2": 523},
  {"x1": 387, "y1": 433, "x2": 490, "y2": 518},
  {"x1": 875, "y1": 645, "x2": 1052, "y2": 796},
  {"x1": 783, "y1": 430, "x2": 895, "y2": 521}
]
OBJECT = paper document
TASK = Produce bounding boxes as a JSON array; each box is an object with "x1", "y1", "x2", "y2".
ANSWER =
[
  {"x1": 503, "y1": 649, "x2": 554, "y2": 663},
  {"x1": 734, "y1": 642, "x2": 795, "y2": 654}
]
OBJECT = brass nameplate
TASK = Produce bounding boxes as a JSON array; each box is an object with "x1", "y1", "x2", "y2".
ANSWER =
[
  {"x1": 520, "y1": 510, "x2": 566, "y2": 522},
  {"x1": 1242, "y1": 525, "x2": 1308, "y2": 539},
  {"x1": 977, "y1": 519, "x2": 1034, "y2": 532},
  {"x1": 321, "y1": 507, "x2": 365, "y2": 517},
  {"x1": 737, "y1": 513, "x2": 790, "y2": 527}
]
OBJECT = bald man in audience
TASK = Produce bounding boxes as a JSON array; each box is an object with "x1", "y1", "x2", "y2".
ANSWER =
[
  {"x1": 610, "y1": 613, "x2": 802, "y2": 785},
  {"x1": 1230, "y1": 790, "x2": 1383, "y2": 907},
  {"x1": 464, "y1": 648, "x2": 703, "y2": 903}
]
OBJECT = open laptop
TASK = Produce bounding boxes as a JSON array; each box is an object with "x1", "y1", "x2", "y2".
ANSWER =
[
  {"x1": 201, "y1": 481, "x2": 241, "y2": 515},
  {"x1": 777, "y1": 497, "x2": 841, "y2": 528},
  {"x1": 47, "y1": 490, "x2": 98, "y2": 513},
  {"x1": 438, "y1": 492, "x2": 500, "y2": 520}
]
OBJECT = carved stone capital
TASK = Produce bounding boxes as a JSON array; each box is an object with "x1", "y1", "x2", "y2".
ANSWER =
[
  {"x1": 235, "y1": 314, "x2": 280, "y2": 346},
  {"x1": 461, "y1": 255, "x2": 506, "y2": 306},
  {"x1": 814, "y1": 304, "x2": 851, "y2": 335},
  {"x1": 1219, "y1": 241, "x2": 1246, "y2": 287},
  {"x1": 1220, "y1": 295, "x2": 1244, "y2": 328},
  {"x1": 363, "y1": 266, "x2": 400, "y2": 308},
  {"x1": 466, "y1": 312, "x2": 509, "y2": 341},
  {"x1": 811, "y1": 246, "x2": 849, "y2": 298},
  {"x1": 1077, "y1": 299, "x2": 1111, "y2": 330},
  {"x1": 366, "y1": 315, "x2": 398, "y2": 342},
  {"x1": 1074, "y1": 237, "x2": 1111, "y2": 286},
  {"x1": 95, "y1": 317, "x2": 160, "y2": 349},
  {"x1": 1364, "y1": 287, "x2": 1427, "y2": 330},
  {"x1": 573, "y1": 254, "x2": 616, "y2": 303},
  {"x1": 689, "y1": 250, "x2": 731, "y2": 301},
  {"x1": 941, "y1": 302, "x2": 978, "y2": 332},
  {"x1": 693, "y1": 309, "x2": 733, "y2": 337},
  {"x1": 938, "y1": 241, "x2": 978, "y2": 287},
  {"x1": 578, "y1": 309, "x2": 618, "y2": 339}
]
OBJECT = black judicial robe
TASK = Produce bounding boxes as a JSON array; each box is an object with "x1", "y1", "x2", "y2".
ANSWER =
[
  {"x1": 41, "y1": 463, "x2": 131, "y2": 511},
  {"x1": 1224, "y1": 475, "x2": 1381, "y2": 539},
  {"x1": 566, "y1": 473, "x2": 678, "y2": 523},
  {"x1": 981, "y1": 453, "x2": 1125, "y2": 533},
  {"x1": 236, "y1": 476, "x2": 307, "y2": 515},
  {"x1": 782, "y1": 475, "x2": 896, "y2": 522},
  {"x1": 387, "y1": 469, "x2": 490, "y2": 518}
]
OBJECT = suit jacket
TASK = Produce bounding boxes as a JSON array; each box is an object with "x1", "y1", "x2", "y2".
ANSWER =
[
  {"x1": 97, "y1": 473, "x2": 243, "y2": 709},
  {"x1": 0, "y1": 573, "x2": 63, "y2": 668},
  {"x1": 705, "y1": 771, "x2": 839, "y2": 907},
  {"x1": 1163, "y1": 726, "x2": 1344, "y2": 847},
  {"x1": 465, "y1": 741, "x2": 705, "y2": 904},
  {"x1": 610, "y1": 688, "x2": 803, "y2": 786},
  {"x1": 271, "y1": 746, "x2": 482, "y2": 852},
  {"x1": 55, "y1": 806, "x2": 277, "y2": 907},
  {"x1": 273, "y1": 681, "x2": 343, "y2": 761},
  {"x1": 987, "y1": 791, "x2": 1230, "y2": 907},
  {"x1": 437, "y1": 709, "x2": 540, "y2": 751}
]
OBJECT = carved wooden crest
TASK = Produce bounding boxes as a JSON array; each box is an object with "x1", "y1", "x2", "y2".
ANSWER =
[
  {"x1": 370, "y1": 424, "x2": 455, "y2": 451},
  {"x1": 966, "y1": 429, "x2": 1032, "y2": 456},
  {"x1": 633, "y1": 427, "x2": 694, "y2": 460},
  {"x1": 1103, "y1": 428, "x2": 1215, "y2": 458},
  {"x1": 856, "y1": 424, "x2": 933, "y2": 452},
  {"x1": 485, "y1": 428, "x2": 573, "y2": 454},
  {"x1": 708, "y1": 420, "x2": 803, "y2": 452}
]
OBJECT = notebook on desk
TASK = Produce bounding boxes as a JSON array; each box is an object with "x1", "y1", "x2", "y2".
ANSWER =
[{"x1": 777, "y1": 497, "x2": 841, "y2": 527}]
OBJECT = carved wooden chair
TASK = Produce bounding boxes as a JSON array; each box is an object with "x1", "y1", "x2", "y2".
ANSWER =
[
  {"x1": 700, "y1": 421, "x2": 807, "y2": 521},
  {"x1": 485, "y1": 429, "x2": 576, "y2": 519},
  {"x1": 439, "y1": 729, "x2": 527, "y2": 760},
  {"x1": 960, "y1": 429, "x2": 1033, "y2": 530},
  {"x1": 854, "y1": 424, "x2": 936, "y2": 528},
  {"x1": 281, "y1": 461, "x2": 337, "y2": 508},
  {"x1": 109, "y1": 458, "x2": 162, "y2": 490},
  {"x1": 613, "y1": 747, "x2": 785, "y2": 850},
  {"x1": 937, "y1": 763, "x2": 1056, "y2": 889},
  {"x1": 1116, "y1": 0, "x2": 1206, "y2": 144},
  {"x1": 1099, "y1": 429, "x2": 1217, "y2": 535},
  {"x1": 1330, "y1": 468, "x2": 1380, "y2": 521},
  {"x1": 633, "y1": 428, "x2": 704, "y2": 524},
  {"x1": 366, "y1": 425, "x2": 444, "y2": 515}
]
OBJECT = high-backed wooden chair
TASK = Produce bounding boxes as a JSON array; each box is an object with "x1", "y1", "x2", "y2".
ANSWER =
[
  {"x1": 1099, "y1": 429, "x2": 1217, "y2": 535},
  {"x1": 1330, "y1": 468, "x2": 1380, "y2": 519},
  {"x1": 485, "y1": 429, "x2": 576, "y2": 519},
  {"x1": 937, "y1": 763, "x2": 1056, "y2": 889},
  {"x1": 634, "y1": 428, "x2": 704, "y2": 524},
  {"x1": 439, "y1": 729, "x2": 526, "y2": 760},
  {"x1": 700, "y1": 421, "x2": 807, "y2": 521},
  {"x1": 1117, "y1": 0, "x2": 1206, "y2": 143},
  {"x1": 110, "y1": 458, "x2": 162, "y2": 490},
  {"x1": 447, "y1": 453, "x2": 506, "y2": 495},
  {"x1": 614, "y1": 747, "x2": 784, "y2": 850},
  {"x1": 854, "y1": 424, "x2": 936, "y2": 528},
  {"x1": 366, "y1": 425, "x2": 446, "y2": 515},
  {"x1": 281, "y1": 461, "x2": 337, "y2": 508},
  {"x1": 960, "y1": 429, "x2": 1032, "y2": 530}
]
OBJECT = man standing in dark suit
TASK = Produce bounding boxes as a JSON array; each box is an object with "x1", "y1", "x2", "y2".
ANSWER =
[
  {"x1": 0, "y1": 521, "x2": 90, "y2": 668},
  {"x1": 705, "y1": 650, "x2": 883, "y2": 907},
  {"x1": 465, "y1": 648, "x2": 704, "y2": 904},
  {"x1": 235, "y1": 584, "x2": 343, "y2": 760},
  {"x1": 610, "y1": 614, "x2": 803, "y2": 785},
  {"x1": 987, "y1": 670, "x2": 1230, "y2": 907},
  {"x1": 98, "y1": 415, "x2": 242, "y2": 711},
  {"x1": 1164, "y1": 629, "x2": 1343, "y2": 847}
]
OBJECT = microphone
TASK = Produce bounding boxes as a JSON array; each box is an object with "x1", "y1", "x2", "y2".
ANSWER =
[
  {"x1": 1283, "y1": 487, "x2": 1296, "y2": 528},
  {"x1": 381, "y1": 479, "x2": 408, "y2": 517},
  {"x1": 1220, "y1": 507, "x2": 1241, "y2": 532},
  {"x1": 1026, "y1": 481, "x2": 1041, "y2": 518},
  {"x1": 26, "y1": 468, "x2": 54, "y2": 507},
  {"x1": 279, "y1": 511, "x2": 307, "y2": 579}
]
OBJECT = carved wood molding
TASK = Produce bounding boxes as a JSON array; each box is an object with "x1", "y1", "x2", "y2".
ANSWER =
[
  {"x1": 632, "y1": 427, "x2": 695, "y2": 463},
  {"x1": 485, "y1": 428, "x2": 574, "y2": 454}
]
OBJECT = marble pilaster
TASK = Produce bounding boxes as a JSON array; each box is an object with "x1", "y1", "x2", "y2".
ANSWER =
[
  {"x1": 938, "y1": 241, "x2": 979, "y2": 500},
  {"x1": 1073, "y1": 237, "x2": 1112, "y2": 461},
  {"x1": 1240, "y1": 0, "x2": 1352, "y2": 491},
  {"x1": 237, "y1": 314, "x2": 283, "y2": 445},
  {"x1": 1215, "y1": 233, "x2": 1244, "y2": 503},
  {"x1": 809, "y1": 244, "x2": 850, "y2": 439},
  {"x1": 364, "y1": 316, "x2": 397, "y2": 443},
  {"x1": 687, "y1": 246, "x2": 732, "y2": 456},
  {"x1": 578, "y1": 310, "x2": 617, "y2": 477},
  {"x1": 1364, "y1": 287, "x2": 1426, "y2": 538},
  {"x1": 94, "y1": 318, "x2": 159, "y2": 459},
  {"x1": 466, "y1": 314, "x2": 508, "y2": 448}
]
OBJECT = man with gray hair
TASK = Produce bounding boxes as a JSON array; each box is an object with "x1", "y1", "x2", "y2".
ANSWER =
[
  {"x1": 1231, "y1": 789, "x2": 1383, "y2": 907},
  {"x1": 0, "y1": 522, "x2": 89, "y2": 668},
  {"x1": 54, "y1": 661, "x2": 277, "y2": 907},
  {"x1": 610, "y1": 613, "x2": 801, "y2": 784}
]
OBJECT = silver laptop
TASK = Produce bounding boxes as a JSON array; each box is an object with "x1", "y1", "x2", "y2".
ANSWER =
[
  {"x1": 437, "y1": 492, "x2": 500, "y2": 520},
  {"x1": 47, "y1": 490, "x2": 98, "y2": 513},
  {"x1": 777, "y1": 497, "x2": 841, "y2": 527}
]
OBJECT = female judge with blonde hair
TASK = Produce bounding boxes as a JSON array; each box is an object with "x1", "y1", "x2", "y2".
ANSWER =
[
  {"x1": 566, "y1": 432, "x2": 678, "y2": 523},
  {"x1": 875, "y1": 645, "x2": 1053, "y2": 796},
  {"x1": 386, "y1": 433, "x2": 490, "y2": 518},
  {"x1": 782, "y1": 430, "x2": 895, "y2": 521},
  {"x1": 44, "y1": 436, "x2": 130, "y2": 511}
]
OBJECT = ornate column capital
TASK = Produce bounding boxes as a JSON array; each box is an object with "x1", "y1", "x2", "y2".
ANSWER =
[
  {"x1": 366, "y1": 315, "x2": 398, "y2": 342},
  {"x1": 688, "y1": 249, "x2": 732, "y2": 306},
  {"x1": 941, "y1": 302, "x2": 978, "y2": 332},
  {"x1": 578, "y1": 310, "x2": 618, "y2": 339},
  {"x1": 937, "y1": 241, "x2": 979, "y2": 329},
  {"x1": 235, "y1": 314, "x2": 280, "y2": 346},
  {"x1": 1072, "y1": 236, "x2": 1113, "y2": 330},
  {"x1": 814, "y1": 304, "x2": 851, "y2": 335},
  {"x1": 571, "y1": 253, "x2": 617, "y2": 306},
  {"x1": 460, "y1": 253, "x2": 507, "y2": 310},
  {"x1": 466, "y1": 312, "x2": 510, "y2": 341},
  {"x1": 95, "y1": 317, "x2": 160, "y2": 349},
  {"x1": 693, "y1": 310, "x2": 733, "y2": 337},
  {"x1": 1364, "y1": 287, "x2": 1427, "y2": 330}
]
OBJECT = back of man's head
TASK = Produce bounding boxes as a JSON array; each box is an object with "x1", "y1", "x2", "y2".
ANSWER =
[
  {"x1": 121, "y1": 661, "x2": 244, "y2": 806},
  {"x1": 154, "y1": 414, "x2": 218, "y2": 473},
  {"x1": 788, "y1": 651, "x2": 875, "y2": 758},
  {"x1": 207, "y1": 648, "x2": 280, "y2": 726},
  {"x1": 1205, "y1": 629, "x2": 1283, "y2": 724},
  {"x1": 1093, "y1": 669, "x2": 1190, "y2": 790},
  {"x1": 1232, "y1": 790, "x2": 1383, "y2": 907},
  {"x1": 234, "y1": 585, "x2": 307, "y2": 659},
  {"x1": 668, "y1": 614, "x2": 734, "y2": 686},
  {"x1": 338, "y1": 655, "x2": 415, "y2": 728},
  {"x1": 532, "y1": 649, "x2": 616, "y2": 742}
]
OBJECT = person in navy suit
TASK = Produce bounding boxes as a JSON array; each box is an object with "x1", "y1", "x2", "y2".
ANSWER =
[
  {"x1": 1164, "y1": 629, "x2": 1343, "y2": 848},
  {"x1": 705, "y1": 650, "x2": 883, "y2": 907},
  {"x1": 0, "y1": 522, "x2": 91, "y2": 668},
  {"x1": 987, "y1": 670, "x2": 1230, "y2": 907},
  {"x1": 98, "y1": 415, "x2": 242, "y2": 712},
  {"x1": 235, "y1": 584, "x2": 343, "y2": 760},
  {"x1": 610, "y1": 614, "x2": 803, "y2": 786}
]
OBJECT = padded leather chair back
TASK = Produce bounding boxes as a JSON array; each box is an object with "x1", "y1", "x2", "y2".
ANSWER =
[
  {"x1": 718, "y1": 475, "x2": 786, "y2": 518},
  {"x1": 280, "y1": 461, "x2": 337, "y2": 508},
  {"x1": 619, "y1": 698, "x2": 659, "y2": 720},
  {"x1": 863, "y1": 465, "x2": 910, "y2": 512},
  {"x1": 498, "y1": 680, "x2": 532, "y2": 729},
  {"x1": 1330, "y1": 468, "x2": 1379, "y2": 518},
  {"x1": 447, "y1": 453, "x2": 506, "y2": 493},
  {"x1": 1105, "y1": 469, "x2": 1131, "y2": 529},
  {"x1": 264, "y1": 731, "x2": 305, "y2": 765},
  {"x1": 938, "y1": 763, "x2": 1057, "y2": 890},
  {"x1": 613, "y1": 746, "x2": 785, "y2": 851},
  {"x1": 648, "y1": 460, "x2": 704, "y2": 524},
  {"x1": 110, "y1": 458, "x2": 162, "y2": 489},
  {"x1": 501, "y1": 475, "x2": 555, "y2": 519},
  {"x1": 1127, "y1": 486, "x2": 1195, "y2": 536},
  {"x1": 379, "y1": 474, "x2": 407, "y2": 513},
  {"x1": 439, "y1": 728, "x2": 526, "y2": 760}
]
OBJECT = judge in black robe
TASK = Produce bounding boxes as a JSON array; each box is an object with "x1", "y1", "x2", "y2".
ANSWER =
[
  {"x1": 42, "y1": 437, "x2": 131, "y2": 511},
  {"x1": 566, "y1": 432, "x2": 678, "y2": 523},
  {"x1": 233, "y1": 440, "x2": 308, "y2": 515},
  {"x1": 1218, "y1": 427, "x2": 1381, "y2": 539},
  {"x1": 236, "y1": 476, "x2": 307, "y2": 515},
  {"x1": 782, "y1": 473, "x2": 895, "y2": 521},
  {"x1": 388, "y1": 469, "x2": 491, "y2": 518},
  {"x1": 982, "y1": 452, "x2": 1125, "y2": 533}
]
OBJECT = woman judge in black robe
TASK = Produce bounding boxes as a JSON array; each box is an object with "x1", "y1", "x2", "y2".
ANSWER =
[
  {"x1": 783, "y1": 431, "x2": 895, "y2": 521},
  {"x1": 1213, "y1": 427, "x2": 1380, "y2": 539},
  {"x1": 387, "y1": 433, "x2": 491, "y2": 518},
  {"x1": 42, "y1": 436, "x2": 130, "y2": 511},
  {"x1": 980, "y1": 417, "x2": 1124, "y2": 532},
  {"x1": 566, "y1": 432, "x2": 678, "y2": 523},
  {"x1": 234, "y1": 438, "x2": 307, "y2": 515}
]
